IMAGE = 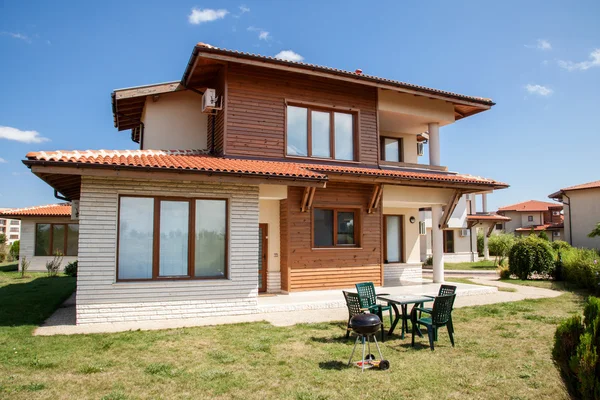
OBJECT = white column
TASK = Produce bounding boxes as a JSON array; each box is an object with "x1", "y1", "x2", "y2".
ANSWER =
[
  {"x1": 431, "y1": 205, "x2": 444, "y2": 283},
  {"x1": 482, "y1": 193, "x2": 490, "y2": 260},
  {"x1": 428, "y1": 122, "x2": 440, "y2": 166}
]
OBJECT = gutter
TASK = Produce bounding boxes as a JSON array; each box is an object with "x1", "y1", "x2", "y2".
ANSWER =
[{"x1": 562, "y1": 192, "x2": 573, "y2": 245}]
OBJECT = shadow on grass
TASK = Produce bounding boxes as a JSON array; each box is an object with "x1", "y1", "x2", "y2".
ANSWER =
[
  {"x1": 318, "y1": 360, "x2": 349, "y2": 370},
  {"x1": 0, "y1": 275, "x2": 75, "y2": 326},
  {"x1": 0, "y1": 263, "x2": 18, "y2": 272},
  {"x1": 310, "y1": 335, "x2": 351, "y2": 344}
]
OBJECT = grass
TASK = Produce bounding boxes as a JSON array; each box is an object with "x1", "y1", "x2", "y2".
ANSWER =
[
  {"x1": 499, "y1": 279, "x2": 571, "y2": 291},
  {"x1": 442, "y1": 260, "x2": 498, "y2": 270},
  {"x1": 0, "y1": 271, "x2": 581, "y2": 399},
  {"x1": 446, "y1": 277, "x2": 517, "y2": 292},
  {"x1": 0, "y1": 261, "x2": 18, "y2": 272}
]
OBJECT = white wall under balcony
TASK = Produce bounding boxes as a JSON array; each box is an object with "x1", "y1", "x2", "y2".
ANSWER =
[
  {"x1": 382, "y1": 185, "x2": 454, "y2": 208},
  {"x1": 141, "y1": 90, "x2": 208, "y2": 150}
]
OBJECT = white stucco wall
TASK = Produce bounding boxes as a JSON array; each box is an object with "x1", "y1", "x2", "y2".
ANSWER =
[
  {"x1": 76, "y1": 176, "x2": 260, "y2": 324},
  {"x1": 421, "y1": 227, "x2": 475, "y2": 263},
  {"x1": 141, "y1": 90, "x2": 208, "y2": 150},
  {"x1": 18, "y1": 218, "x2": 78, "y2": 272},
  {"x1": 382, "y1": 207, "x2": 421, "y2": 264},
  {"x1": 562, "y1": 188, "x2": 600, "y2": 249}
]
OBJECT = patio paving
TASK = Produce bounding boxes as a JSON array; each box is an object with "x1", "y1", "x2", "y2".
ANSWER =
[{"x1": 34, "y1": 277, "x2": 560, "y2": 336}]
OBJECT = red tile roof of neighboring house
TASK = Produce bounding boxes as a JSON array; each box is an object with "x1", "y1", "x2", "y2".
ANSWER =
[
  {"x1": 497, "y1": 200, "x2": 561, "y2": 212},
  {"x1": 515, "y1": 222, "x2": 564, "y2": 232},
  {"x1": 0, "y1": 203, "x2": 71, "y2": 218},
  {"x1": 467, "y1": 214, "x2": 511, "y2": 221},
  {"x1": 23, "y1": 149, "x2": 508, "y2": 189},
  {"x1": 190, "y1": 43, "x2": 495, "y2": 107},
  {"x1": 549, "y1": 180, "x2": 600, "y2": 199}
]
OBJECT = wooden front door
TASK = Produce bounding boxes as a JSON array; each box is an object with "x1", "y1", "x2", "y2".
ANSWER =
[{"x1": 258, "y1": 224, "x2": 268, "y2": 293}]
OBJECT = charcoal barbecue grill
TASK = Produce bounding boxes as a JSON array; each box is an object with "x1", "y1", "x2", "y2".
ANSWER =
[{"x1": 347, "y1": 313, "x2": 390, "y2": 371}]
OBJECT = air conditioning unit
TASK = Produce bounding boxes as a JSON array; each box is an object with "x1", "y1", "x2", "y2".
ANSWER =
[
  {"x1": 419, "y1": 221, "x2": 426, "y2": 235},
  {"x1": 459, "y1": 228, "x2": 471, "y2": 237},
  {"x1": 553, "y1": 231, "x2": 560, "y2": 237},
  {"x1": 465, "y1": 194, "x2": 473, "y2": 201},
  {"x1": 417, "y1": 142, "x2": 425, "y2": 156},
  {"x1": 202, "y1": 88, "x2": 220, "y2": 113},
  {"x1": 71, "y1": 200, "x2": 80, "y2": 221}
]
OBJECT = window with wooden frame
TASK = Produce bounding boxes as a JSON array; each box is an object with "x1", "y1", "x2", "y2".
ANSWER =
[
  {"x1": 380, "y1": 137, "x2": 403, "y2": 162},
  {"x1": 313, "y1": 208, "x2": 359, "y2": 248},
  {"x1": 286, "y1": 104, "x2": 357, "y2": 161},
  {"x1": 117, "y1": 196, "x2": 228, "y2": 281},
  {"x1": 527, "y1": 215, "x2": 534, "y2": 222},
  {"x1": 443, "y1": 230, "x2": 455, "y2": 253},
  {"x1": 35, "y1": 223, "x2": 79, "y2": 256}
]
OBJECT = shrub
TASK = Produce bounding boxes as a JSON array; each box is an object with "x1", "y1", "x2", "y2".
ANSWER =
[
  {"x1": 498, "y1": 265, "x2": 511, "y2": 280},
  {"x1": 562, "y1": 247, "x2": 600, "y2": 293},
  {"x1": 553, "y1": 297, "x2": 600, "y2": 399},
  {"x1": 538, "y1": 231, "x2": 550, "y2": 241},
  {"x1": 0, "y1": 252, "x2": 5, "y2": 263},
  {"x1": 424, "y1": 256, "x2": 433, "y2": 266},
  {"x1": 64, "y1": 260, "x2": 78, "y2": 277},
  {"x1": 20, "y1": 256, "x2": 30, "y2": 278},
  {"x1": 477, "y1": 231, "x2": 484, "y2": 257},
  {"x1": 508, "y1": 235, "x2": 555, "y2": 280},
  {"x1": 9, "y1": 240, "x2": 19, "y2": 260},
  {"x1": 551, "y1": 240, "x2": 572, "y2": 252},
  {"x1": 488, "y1": 233, "x2": 516, "y2": 265},
  {"x1": 0, "y1": 233, "x2": 6, "y2": 246},
  {"x1": 46, "y1": 252, "x2": 64, "y2": 277}
]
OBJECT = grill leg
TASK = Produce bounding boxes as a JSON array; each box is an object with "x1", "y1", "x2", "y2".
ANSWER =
[
  {"x1": 361, "y1": 336, "x2": 366, "y2": 372},
  {"x1": 372, "y1": 335, "x2": 384, "y2": 360},
  {"x1": 348, "y1": 335, "x2": 360, "y2": 366}
]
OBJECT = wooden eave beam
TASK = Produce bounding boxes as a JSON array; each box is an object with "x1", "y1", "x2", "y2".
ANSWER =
[
  {"x1": 487, "y1": 223, "x2": 496, "y2": 238},
  {"x1": 367, "y1": 184, "x2": 382, "y2": 214},
  {"x1": 441, "y1": 190, "x2": 462, "y2": 229},
  {"x1": 300, "y1": 187, "x2": 316, "y2": 212},
  {"x1": 324, "y1": 174, "x2": 506, "y2": 192},
  {"x1": 113, "y1": 82, "x2": 182, "y2": 101}
]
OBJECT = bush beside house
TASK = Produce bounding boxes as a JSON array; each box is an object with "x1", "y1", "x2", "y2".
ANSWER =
[{"x1": 508, "y1": 235, "x2": 555, "y2": 279}]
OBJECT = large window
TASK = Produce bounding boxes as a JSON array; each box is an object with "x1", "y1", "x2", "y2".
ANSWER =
[
  {"x1": 380, "y1": 137, "x2": 403, "y2": 162},
  {"x1": 35, "y1": 223, "x2": 79, "y2": 256},
  {"x1": 286, "y1": 104, "x2": 356, "y2": 161},
  {"x1": 117, "y1": 196, "x2": 228, "y2": 281},
  {"x1": 313, "y1": 208, "x2": 359, "y2": 248}
]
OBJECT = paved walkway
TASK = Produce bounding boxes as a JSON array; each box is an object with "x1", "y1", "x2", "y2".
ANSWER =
[{"x1": 34, "y1": 277, "x2": 561, "y2": 336}]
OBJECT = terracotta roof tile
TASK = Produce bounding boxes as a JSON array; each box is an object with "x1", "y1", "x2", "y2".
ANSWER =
[
  {"x1": 467, "y1": 214, "x2": 511, "y2": 221},
  {"x1": 498, "y1": 200, "x2": 561, "y2": 212},
  {"x1": 24, "y1": 149, "x2": 508, "y2": 188},
  {"x1": 561, "y1": 180, "x2": 600, "y2": 192},
  {"x1": 25, "y1": 150, "x2": 327, "y2": 180},
  {"x1": 193, "y1": 43, "x2": 494, "y2": 106},
  {"x1": 515, "y1": 222, "x2": 564, "y2": 232},
  {"x1": 0, "y1": 203, "x2": 71, "y2": 218}
]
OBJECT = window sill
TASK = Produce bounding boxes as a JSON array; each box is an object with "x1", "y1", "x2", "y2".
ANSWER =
[
  {"x1": 113, "y1": 277, "x2": 230, "y2": 285},
  {"x1": 285, "y1": 155, "x2": 360, "y2": 164},
  {"x1": 311, "y1": 247, "x2": 363, "y2": 251}
]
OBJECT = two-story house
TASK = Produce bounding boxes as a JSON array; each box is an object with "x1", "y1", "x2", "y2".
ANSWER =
[
  {"x1": 549, "y1": 180, "x2": 600, "y2": 249},
  {"x1": 420, "y1": 193, "x2": 511, "y2": 262},
  {"x1": 0, "y1": 212, "x2": 21, "y2": 245},
  {"x1": 22, "y1": 43, "x2": 507, "y2": 325},
  {"x1": 496, "y1": 200, "x2": 564, "y2": 240}
]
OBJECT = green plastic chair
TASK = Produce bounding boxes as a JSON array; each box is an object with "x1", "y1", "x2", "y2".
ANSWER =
[
  {"x1": 342, "y1": 291, "x2": 369, "y2": 339},
  {"x1": 355, "y1": 282, "x2": 393, "y2": 341},
  {"x1": 411, "y1": 293, "x2": 456, "y2": 351},
  {"x1": 420, "y1": 285, "x2": 457, "y2": 333}
]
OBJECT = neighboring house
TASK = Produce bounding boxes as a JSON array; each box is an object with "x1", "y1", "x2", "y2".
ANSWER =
[
  {"x1": 496, "y1": 200, "x2": 564, "y2": 241},
  {"x1": 549, "y1": 180, "x2": 600, "y2": 249},
  {"x1": 0, "y1": 204, "x2": 77, "y2": 270},
  {"x1": 21, "y1": 43, "x2": 507, "y2": 325},
  {"x1": 0, "y1": 212, "x2": 21, "y2": 245},
  {"x1": 420, "y1": 193, "x2": 511, "y2": 262}
]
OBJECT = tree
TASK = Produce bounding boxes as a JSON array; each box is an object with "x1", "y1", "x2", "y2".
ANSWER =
[
  {"x1": 0, "y1": 233, "x2": 6, "y2": 246},
  {"x1": 538, "y1": 231, "x2": 550, "y2": 241},
  {"x1": 588, "y1": 222, "x2": 600, "y2": 238},
  {"x1": 9, "y1": 240, "x2": 19, "y2": 260}
]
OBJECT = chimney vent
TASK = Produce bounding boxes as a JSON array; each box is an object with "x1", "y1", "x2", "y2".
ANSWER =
[{"x1": 355, "y1": 69, "x2": 363, "y2": 75}]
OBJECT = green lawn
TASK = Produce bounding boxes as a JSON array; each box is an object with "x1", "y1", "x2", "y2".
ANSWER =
[
  {"x1": 0, "y1": 261, "x2": 18, "y2": 272},
  {"x1": 446, "y1": 277, "x2": 517, "y2": 292},
  {"x1": 0, "y1": 271, "x2": 581, "y2": 399},
  {"x1": 499, "y1": 279, "x2": 571, "y2": 291},
  {"x1": 443, "y1": 260, "x2": 498, "y2": 270}
]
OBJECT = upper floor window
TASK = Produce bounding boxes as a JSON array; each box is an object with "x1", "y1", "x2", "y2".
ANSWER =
[
  {"x1": 527, "y1": 216, "x2": 534, "y2": 222},
  {"x1": 380, "y1": 137, "x2": 403, "y2": 162},
  {"x1": 552, "y1": 211, "x2": 560, "y2": 216},
  {"x1": 10, "y1": 220, "x2": 19, "y2": 226},
  {"x1": 0, "y1": 219, "x2": 5, "y2": 225},
  {"x1": 286, "y1": 105, "x2": 356, "y2": 161}
]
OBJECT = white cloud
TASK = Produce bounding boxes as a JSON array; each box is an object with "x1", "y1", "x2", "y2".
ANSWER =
[
  {"x1": 239, "y1": 5, "x2": 250, "y2": 13},
  {"x1": 1, "y1": 32, "x2": 31, "y2": 43},
  {"x1": 0, "y1": 126, "x2": 50, "y2": 143},
  {"x1": 0, "y1": 157, "x2": 7, "y2": 163},
  {"x1": 525, "y1": 84, "x2": 553, "y2": 96},
  {"x1": 247, "y1": 26, "x2": 271, "y2": 41},
  {"x1": 537, "y1": 39, "x2": 552, "y2": 50},
  {"x1": 274, "y1": 50, "x2": 304, "y2": 62},
  {"x1": 188, "y1": 8, "x2": 228, "y2": 24},
  {"x1": 558, "y1": 49, "x2": 600, "y2": 71}
]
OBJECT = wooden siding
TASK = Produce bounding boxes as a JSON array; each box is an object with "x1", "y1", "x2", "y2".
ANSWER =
[
  {"x1": 284, "y1": 182, "x2": 382, "y2": 291},
  {"x1": 279, "y1": 198, "x2": 289, "y2": 292},
  {"x1": 225, "y1": 63, "x2": 379, "y2": 164},
  {"x1": 76, "y1": 176, "x2": 259, "y2": 324}
]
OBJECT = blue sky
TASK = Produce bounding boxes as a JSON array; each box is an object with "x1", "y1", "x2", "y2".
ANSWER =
[{"x1": 0, "y1": 0, "x2": 598, "y2": 210}]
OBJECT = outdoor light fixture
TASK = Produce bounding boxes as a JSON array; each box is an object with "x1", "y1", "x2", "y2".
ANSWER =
[{"x1": 409, "y1": 216, "x2": 416, "y2": 224}]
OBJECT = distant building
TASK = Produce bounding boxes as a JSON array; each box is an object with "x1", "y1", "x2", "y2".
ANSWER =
[
  {"x1": 549, "y1": 180, "x2": 600, "y2": 249},
  {"x1": 0, "y1": 210, "x2": 21, "y2": 245},
  {"x1": 496, "y1": 200, "x2": 564, "y2": 241}
]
